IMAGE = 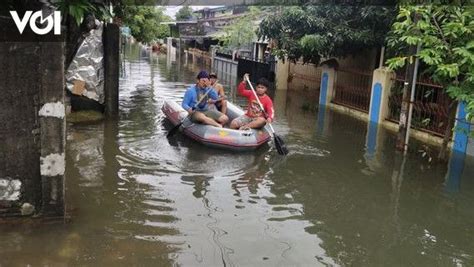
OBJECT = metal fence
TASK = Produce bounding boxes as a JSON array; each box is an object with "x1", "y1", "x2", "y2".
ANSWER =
[
  {"x1": 237, "y1": 57, "x2": 275, "y2": 87},
  {"x1": 333, "y1": 68, "x2": 373, "y2": 112},
  {"x1": 288, "y1": 61, "x2": 322, "y2": 96},
  {"x1": 213, "y1": 56, "x2": 238, "y2": 77},
  {"x1": 387, "y1": 76, "x2": 451, "y2": 136}
]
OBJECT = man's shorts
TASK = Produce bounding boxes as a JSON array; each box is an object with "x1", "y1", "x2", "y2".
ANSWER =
[
  {"x1": 190, "y1": 109, "x2": 224, "y2": 122},
  {"x1": 232, "y1": 114, "x2": 259, "y2": 128}
]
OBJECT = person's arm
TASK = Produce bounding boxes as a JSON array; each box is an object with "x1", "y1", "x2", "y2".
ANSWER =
[
  {"x1": 182, "y1": 89, "x2": 194, "y2": 114},
  {"x1": 263, "y1": 97, "x2": 274, "y2": 123},
  {"x1": 237, "y1": 80, "x2": 253, "y2": 98},
  {"x1": 208, "y1": 88, "x2": 218, "y2": 100},
  {"x1": 216, "y1": 84, "x2": 226, "y2": 98}
]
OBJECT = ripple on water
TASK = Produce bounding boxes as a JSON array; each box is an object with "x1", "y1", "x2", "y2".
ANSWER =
[{"x1": 288, "y1": 142, "x2": 331, "y2": 157}]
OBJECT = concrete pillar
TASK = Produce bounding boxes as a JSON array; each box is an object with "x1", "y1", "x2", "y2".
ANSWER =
[
  {"x1": 166, "y1": 37, "x2": 172, "y2": 54},
  {"x1": 104, "y1": 23, "x2": 120, "y2": 118},
  {"x1": 452, "y1": 102, "x2": 472, "y2": 156},
  {"x1": 258, "y1": 44, "x2": 264, "y2": 61},
  {"x1": 319, "y1": 65, "x2": 336, "y2": 106},
  {"x1": 364, "y1": 68, "x2": 395, "y2": 169},
  {"x1": 316, "y1": 105, "x2": 331, "y2": 137},
  {"x1": 444, "y1": 152, "x2": 465, "y2": 193},
  {"x1": 166, "y1": 37, "x2": 176, "y2": 62},
  {"x1": 38, "y1": 42, "x2": 66, "y2": 216},
  {"x1": 171, "y1": 44, "x2": 176, "y2": 62},
  {"x1": 364, "y1": 120, "x2": 389, "y2": 171},
  {"x1": 210, "y1": 46, "x2": 217, "y2": 70},
  {"x1": 468, "y1": 127, "x2": 474, "y2": 157},
  {"x1": 275, "y1": 57, "x2": 289, "y2": 91},
  {"x1": 1, "y1": 41, "x2": 42, "y2": 216},
  {"x1": 253, "y1": 42, "x2": 257, "y2": 60},
  {"x1": 368, "y1": 68, "x2": 396, "y2": 124},
  {"x1": 273, "y1": 89, "x2": 288, "y2": 119}
]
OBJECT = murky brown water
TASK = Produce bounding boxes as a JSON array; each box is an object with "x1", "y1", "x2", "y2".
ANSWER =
[{"x1": 1, "y1": 44, "x2": 473, "y2": 266}]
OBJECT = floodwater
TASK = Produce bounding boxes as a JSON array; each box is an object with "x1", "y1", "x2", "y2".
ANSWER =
[{"x1": 1, "y1": 44, "x2": 473, "y2": 266}]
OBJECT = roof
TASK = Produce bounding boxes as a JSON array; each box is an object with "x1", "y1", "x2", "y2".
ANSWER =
[{"x1": 193, "y1": 6, "x2": 228, "y2": 14}]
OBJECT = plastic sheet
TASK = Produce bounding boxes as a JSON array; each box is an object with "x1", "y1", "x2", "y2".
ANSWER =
[{"x1": 66, "y1": 22, "x2": 105, "y2": 104}]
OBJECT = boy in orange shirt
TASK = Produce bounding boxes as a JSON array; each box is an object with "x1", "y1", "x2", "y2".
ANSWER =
[{"x1": 230, "y1": 73, "x2": 274, "y2": 130}]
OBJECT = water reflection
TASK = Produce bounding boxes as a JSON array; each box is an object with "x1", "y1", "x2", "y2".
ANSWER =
[{"x1": 1, "y1": 43, "x2": 473, "y2": 267}]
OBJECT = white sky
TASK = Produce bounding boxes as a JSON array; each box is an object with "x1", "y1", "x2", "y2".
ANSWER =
[{"x1": 163, "y1": 6, "x2": 223, "y2": 19}]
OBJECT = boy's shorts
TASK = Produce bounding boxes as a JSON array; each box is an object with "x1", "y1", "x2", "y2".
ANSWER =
[
  {"x1": 190, "y1": 109, "x2": 223, "y2": 122},
  {"x1": 232, "y1": 114, "x2": 259, "y2": 128}
]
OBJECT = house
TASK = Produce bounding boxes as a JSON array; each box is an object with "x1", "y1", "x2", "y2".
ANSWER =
[{"x1": 163, "y1": 6, "x2": 250, "y2": 52}]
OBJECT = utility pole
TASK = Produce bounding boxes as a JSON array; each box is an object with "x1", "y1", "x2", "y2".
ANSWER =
[
  {"x1": 396, "y1": 44, "x2": 418, "y2": 152},
  {"x1": 404, "y1": 44, "x2": 421, "y2": 153},
  {"x1": 396, "y1": 13, "x2": 420, "y2": 152}
]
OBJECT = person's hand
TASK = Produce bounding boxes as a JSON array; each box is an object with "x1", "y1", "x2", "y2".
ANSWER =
[
  {"x1": 188, "y1": 108, "x2": 195, "y2": 115},
  {"x1": 207, "y1": 99, "x2": 216, "y2": 104},
  {"x1": 243, "y1": 73, "x2": 250, "y2": 81},
  {"x1": 266, "y1": 118, "x2": 272, "y2": 124}
]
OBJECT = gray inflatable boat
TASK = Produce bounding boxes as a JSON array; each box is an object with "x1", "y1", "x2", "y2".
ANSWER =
[{"x1": 162, "y1": 100, "x2": 271, "y2": 151}]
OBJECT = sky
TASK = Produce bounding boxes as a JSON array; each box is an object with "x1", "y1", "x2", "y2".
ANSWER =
[{"x1": 163, "y1": 6, "x2": 223, "y2": 19}]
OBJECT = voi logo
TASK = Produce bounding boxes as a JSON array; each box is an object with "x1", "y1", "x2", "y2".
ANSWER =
[{"x1": 10, "y1": 11, "x2": 61, "y2": 35}]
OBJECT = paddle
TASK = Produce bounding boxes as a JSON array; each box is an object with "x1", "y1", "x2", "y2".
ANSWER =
[
  {"x1": 167, "y1": 87, "x2": 212, "y2": 138},
  {"x1": 244, "y1": 76, "x2": 289, "y2": 155}
]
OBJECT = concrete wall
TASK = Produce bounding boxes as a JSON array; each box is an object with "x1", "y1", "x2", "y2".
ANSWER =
[
  {"x1": 288, "y1": 61, "x2": 322, "y2": 92},
  {"x1": 0, "y1": 18, "x2": 65, "y2": 217},
  {"x1": 337, "y1": 48, "x2": 379, "y2": 71}
]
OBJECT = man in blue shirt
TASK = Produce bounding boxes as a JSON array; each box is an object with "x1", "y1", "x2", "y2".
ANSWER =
[{"x1": 182, "y1": 71, "x2": 229, "y2": 128}]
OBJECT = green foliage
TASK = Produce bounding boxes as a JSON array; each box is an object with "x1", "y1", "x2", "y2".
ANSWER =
[
  {"x1": 258, "y1": 5, "x2": 396, "y2": 63},
  {"x1": 386, "y1": 5, "x2": 474, "y2": 119},
  {"x1": 175, "y1": 5, "x2": 194, "y2": 21},
  {"x1": 55, "y1": 0, "x2": 118, "y2": 25},
  {"x1": 55, "y1": 0, "x2": 96, "y2": 25},
  {"x1": 118, "y1": 6, "x2": 171, "y2": 43},
  {"x1": 218, "y1": 7, "x2": 261, "y2": 49}
]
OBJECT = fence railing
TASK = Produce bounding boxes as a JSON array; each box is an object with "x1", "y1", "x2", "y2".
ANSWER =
[
  {"x1": 333, "y1": 68, "x2": 373, "y2": 112},
  {"x1": 187, "y1": 48, "x2": 212, "y2": 67},
  {"x1": 387, "y1": 76, "x2": 451, "y2": 136}
]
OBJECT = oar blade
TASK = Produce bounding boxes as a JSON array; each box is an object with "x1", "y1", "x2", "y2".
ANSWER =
[{"x1": 274, "y1": 135, "x2": 289, "y2": 155}]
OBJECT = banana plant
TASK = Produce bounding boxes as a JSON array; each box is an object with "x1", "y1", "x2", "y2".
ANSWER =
[{"x1": 55, "y1": 0, "x2": 114, "y2": 26}]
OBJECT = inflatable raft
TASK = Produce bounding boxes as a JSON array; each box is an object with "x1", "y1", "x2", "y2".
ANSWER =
[{"x1": 162, "y1": 100, "x2": 271, "y2": 151}]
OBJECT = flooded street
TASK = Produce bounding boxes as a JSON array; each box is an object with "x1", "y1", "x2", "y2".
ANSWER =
[{"x1": 1, "y1": 44, "x2": 474, "y2": 266}]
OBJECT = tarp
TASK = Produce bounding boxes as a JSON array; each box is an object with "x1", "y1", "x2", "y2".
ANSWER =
[{"x1": 66, "y1": 22, "x2": 105, "y2": 104}]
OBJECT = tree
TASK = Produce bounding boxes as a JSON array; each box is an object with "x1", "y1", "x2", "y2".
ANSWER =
[
  {"x1": 219, "y1": 7, "x2": 261, "y2": 50},
  {"x1": 258, "y1": 5, "x2": 396, "y2": 64},
  {"x1": 386, "y1": 5, "x2": 474, "y2": 160},
  {"x1": 175, "y1": 5, "x2": 194, "y2": 21},
  {"x1": 118, "y1": 6, "x2": 171, "y2": 43}
]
